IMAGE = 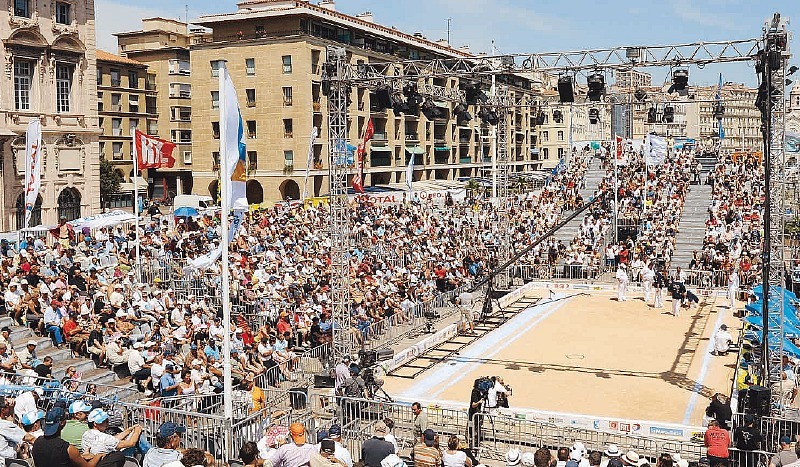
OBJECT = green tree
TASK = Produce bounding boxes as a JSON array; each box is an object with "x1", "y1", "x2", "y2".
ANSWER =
[{"x1": 99, "y1": 157, "x2": 123, "y2": 209}]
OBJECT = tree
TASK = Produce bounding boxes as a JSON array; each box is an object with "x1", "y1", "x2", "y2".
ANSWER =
[{"x1": 99, "y1": 157, "x2": 123, "y2": 209}]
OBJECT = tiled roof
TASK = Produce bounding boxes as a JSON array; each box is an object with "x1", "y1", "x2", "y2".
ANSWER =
[{"x1": 96, "y1": 50, "x2": 146, "y2": 67}]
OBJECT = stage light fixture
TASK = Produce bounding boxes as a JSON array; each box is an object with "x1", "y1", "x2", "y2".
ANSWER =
[
  {"x1": 462, "y1": 82, "x2": 489, "y2": 105},
  {"x1": 454, "y1": 104, "x2": 472, "y2": 125},
  {"x1": 789, "y1": 65, "x2": 799, "y2": 76},
  {"x1": 588, "y1": 108, "x2": 599, "y2": 124},
  {"x1": 587, "y1": 73, "x2": 605, "y2": 102},
  {"x1": 713, "y1": 103, "x2": 725, "y2": 120},
  {"x1": 662, "y1": 105, "x2": 675, "y2": 123},
  {"x1": 553, "y1": 109, "x2": 563, "y2": 123},
  {"x1": 535, "y1": 111, "x2": 546, "y2": 126},
  {"x1": 421, "y1": 99, "x2": 440, "y2": 120},
  {"x1": 477, "y1": 108, "x2": 500, "y2": 126},
  {"x1": 557, "y1": 75, "x2": 575, "y2": 103},
  {"x1": 403, "y1": 82, "x2": 419, "y2": 98},
  {"x1": 647, "y1": 107, "x2": 657, "y2": 123},
  {"x1": 670, "y1": 69, "x2": 689, "y2": 94},
  {"x1": 634, "y1": 89, "x2": 648, "y2": 102},
  {"x1": 373, "y1": 87, "x2": 394, "y2": 110}
]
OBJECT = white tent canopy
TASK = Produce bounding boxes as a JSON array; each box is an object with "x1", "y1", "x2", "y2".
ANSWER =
[{"x1": 68, "y1": 210, "x2": 136, "y2": 230}]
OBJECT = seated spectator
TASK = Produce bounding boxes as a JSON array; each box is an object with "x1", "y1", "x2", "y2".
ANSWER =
[
  {"x1": 32, "y1": 407, "x2": 104, "y2": 467},
  {"x1": 81, "y1": 408, "x2": 143, "y2": 466},
  {"x1": 142, "y1": 422, "x2": 186, "y2": 467},
  {"x1": 63, "y1": 400, "x2": 93, "y2": 447}
]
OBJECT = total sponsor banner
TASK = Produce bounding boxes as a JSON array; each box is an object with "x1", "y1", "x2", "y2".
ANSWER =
[{"x1": 352, "y1": 189, "x2": 466, "y2": 205}]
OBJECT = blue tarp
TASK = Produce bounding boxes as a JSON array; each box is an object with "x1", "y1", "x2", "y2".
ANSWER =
[
  {"x1": 744, "y1": 315, "x2": 800, "y2": 337},
  {"x1": 752, "y1": 285, "x2": 797, "y2": 301},
  {"x1": 769, "y1": 337, "x2": 800, "y2": 359}
]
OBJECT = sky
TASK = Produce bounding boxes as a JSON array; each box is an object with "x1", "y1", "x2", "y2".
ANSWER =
[{"x1": 96, "y1": 0, "x2": 800, "y2": 87}]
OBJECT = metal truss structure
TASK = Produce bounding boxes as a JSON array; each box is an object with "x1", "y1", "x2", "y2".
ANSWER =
[
  {"x1": 494, "y1": 86, "x2": 511, "y2": 290},
  {"x1": 323, "y1": 18, "x2": 790, "y2": 378}
]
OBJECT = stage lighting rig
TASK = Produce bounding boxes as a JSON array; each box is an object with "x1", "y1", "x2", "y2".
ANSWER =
[
  {"x1": 670, "y1": 68, "x2": 689, "y2": 95},
  {"x1": 588, "y1": 108, "x2": 599, "y2": 124},
  {"x1": 553, "y1": 109, "x2": 563, "y2": 123},
  {"x1": 587, "y1": 73, "x2": 605, "y2": 102}
]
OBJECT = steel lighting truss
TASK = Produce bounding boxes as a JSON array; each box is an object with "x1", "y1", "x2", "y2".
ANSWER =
[
  {"x1": 494, "y1": 85, "x2": 511, "y2": 290},
  {"x1": 323, "y1": 21, "x2": 788, "y2": 367}
]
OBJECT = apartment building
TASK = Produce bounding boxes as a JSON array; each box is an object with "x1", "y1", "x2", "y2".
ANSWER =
[
  {"x1": 115, "y1": 18, "x2": 202, "y2": 199},
  {"x1": 190, "y1": 0, "x2": 546, "y2": 204},
  {"x1": 685, "y1": 83, "x2": 762, "y2": 153},
  {"x1": 0, "y1": 0, "x2": 101, "y2": 230},
  {"x1": 96, "y1": 50, "x2": 151, "y2": 210}
]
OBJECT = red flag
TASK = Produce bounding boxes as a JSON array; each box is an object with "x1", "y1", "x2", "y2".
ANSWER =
[
  {"x1": 352, "y1": 119, "x2": 375, "y2": 194},
  {"x1": 135, "y1": 130, "x2": 177, "y2": 169},
  {"x1": 615, "y1": 134, "x2": 623, "y2": 160}
]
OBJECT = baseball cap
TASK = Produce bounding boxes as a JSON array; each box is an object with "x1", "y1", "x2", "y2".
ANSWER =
[
  {"x1": 27, "y1": 339, "x2": 37, "y2": 346},
  {"x1": 289, "y1": 422, "x2": 306, "y2": 444},
  {"x1": 328, "y1": 424, "x2": 342, "y2": 438},
  {"x1": 21, "y1": 409, "x2": 45, "y2": 426},
  {"x1": 42, "y1": 407, "x2": 66, "y2": 436},
  {"x1": 87, "y1": 408, "x2": 109, "y2": 424},
  {"x1": 320, "y1": 439, "x2": 336, "y2": 454},
  {"x1": 158, "y1": 422, "x2": 187, "y2": 438},
  {"x1": 68, "y1": 400, "x2": 93, "y2": 414},
  {"x1": 33, "y1": 387, "x2": 44, "y2": 397},
  {"x1": 781, "y1": 436, "x2": 793, "y2": 444},
  {"x1": 423, "y1": 428, "x2": 435, "y2": 446}
]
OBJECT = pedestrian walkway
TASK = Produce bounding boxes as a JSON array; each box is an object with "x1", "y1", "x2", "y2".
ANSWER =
[{"x1": 671, "y1": 183, "x2": 712, "y2": 268}]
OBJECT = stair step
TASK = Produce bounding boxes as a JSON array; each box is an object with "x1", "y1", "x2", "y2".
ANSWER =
[
  {"x1": 52, "y1": 357, "x2": 97, "y2": 378},
  {"x1": 0, "y1": 316, "x2": 13, "y2": 328}
]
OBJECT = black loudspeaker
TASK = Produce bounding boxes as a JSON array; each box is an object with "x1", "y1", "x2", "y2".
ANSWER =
[
  {"x1": 558, "y1": 76, "x2": 574, "y2": 103},
  {"x1": 289, "y1": 387, "x2": 308, "y2": 409},
  {"x1": 314, "y1": 375, "x2": 336, "y2": 388},
  {"x1": 373, "y1": 88, "x2": 393, "y2": 110},
  {"x1": 748, "y1": 385, "x2": 770, "y2": 417}
]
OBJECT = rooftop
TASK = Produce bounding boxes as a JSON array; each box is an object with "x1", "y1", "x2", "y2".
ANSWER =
[{"x1": 96, "y1": 50, "x2": 147, "y2": 67}]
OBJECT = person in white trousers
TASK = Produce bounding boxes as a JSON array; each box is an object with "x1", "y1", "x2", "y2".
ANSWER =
[
  {"x1": 653, "y1": 269, "x2": 666, "y2": 308},
  {"x1": 641, "y1": 263, "x2": 655, "y2": 303},
  {"x1": 727, "y1": 268, "x2": 740, "y2": 311},
  {"x1": 616, "y1": 264, "x2": 629, "y2": 302}
]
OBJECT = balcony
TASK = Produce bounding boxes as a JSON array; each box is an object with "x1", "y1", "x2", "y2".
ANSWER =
[
  {"x1": 405, "y1": 133, "x2": 419, "y2": 142},
  {"x1": 110, "y1": 104, "x2": 122, "y2": 112},
  {"x1": 313, "y1": 101, "x2": 321, "y2": 113}
]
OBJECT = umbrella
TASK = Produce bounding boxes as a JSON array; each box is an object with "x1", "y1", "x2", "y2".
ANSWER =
[{"x1": 174, "y1": 206, "x2": 199, "y2": 218}]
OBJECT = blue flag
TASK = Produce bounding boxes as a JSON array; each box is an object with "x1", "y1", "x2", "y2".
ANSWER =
[{"x1": 716, "y1": 73, "x2": 725, "y2": 140}]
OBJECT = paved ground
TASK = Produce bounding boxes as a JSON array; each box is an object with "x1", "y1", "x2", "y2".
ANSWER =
[{"x1": 383, "y1": 287, "x2": 740, "y2": 426}]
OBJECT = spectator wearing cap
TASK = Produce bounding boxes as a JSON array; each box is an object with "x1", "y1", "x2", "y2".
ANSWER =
[
  {"x1": 570, "y1": 442, "x2": 589, "y2": 467},
  {"x1": 712, "y1": 325, "x2": 733, "y2": 356},
  {"x1": 81, "y1": 407, "x2": 143, "y2": 463},
  {"x1": 0, "y1": 326, "x2": 11, "y2": 346},
  {"x1": 128, "y1": 341, "x2": 152, "y2": 390},
  {"x1": 270, "y1": 422, "x2": 316, "y2": 467},
  {"x1": 105, "y1": 334, "x2": 130, "y2": 367},
  {"x1": 311, "y1": 438, "x2": 347, "y2": 467},
  {"x1": 19, "y1": 409, "x2": 45, "y2": 454},
  {"x1": 506, "y1": 448, "x2": 521, "y2": 467},
  {"x1": 621, "y1": 451, "x2": 645, "y2": 467},
  {"x1": 770, "y1": 436, "x2": 798, "y2": 467},
  {"x1": 14, "y1": 387, "x2": 43, "y2": 420},
  {"x1": 44, "y1": 297, "x2": 66, "y2": 347},
  {"x1": 600, "y1": 445, "x2": 622, "y2": 467},
  {"x1": 412, "y1": 429, "x2": 442, "y2": 467},
  {"x1": 63, "y1": 400, "x2": 93, "y2": 447},
  {"x1": 733, "y1": 414, "x2": 763, "y2": 467},
  {"x1": 241, "y1": 372, "x2": 266, "y2": 413},
  {"x1": 17, "y1": 339, "x2": 39, "y2": 370},
  {"x1": 361, "y1": 421, "x2": 395, "y2": 467},
  {"x1": 32, "y1": 407, "x2": 104, "y2": 467},
  {"x1": 319, "y1": 424, "x2": 353, "y2": 467},
  {"x1": 142, "y1": 421, "x2": 186, "y2": 467},
  {"x1": 160, "y1": 363, "x2": 181, "y2": 399}
]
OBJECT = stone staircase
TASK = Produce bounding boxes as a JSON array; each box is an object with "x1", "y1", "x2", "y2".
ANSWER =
[
  {"x1": 670, "y1": 183, "x2": 712, "y2": 268},
  {"x1": 555, "y1": 162, "x2": 607, "y2": 245},
  {"x1": 0, "y1": 314, "x2": 137, "y2": 400}
]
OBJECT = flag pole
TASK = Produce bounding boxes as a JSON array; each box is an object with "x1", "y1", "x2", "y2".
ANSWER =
[
  {"x1": 219, "y1": 62, "x2": 233, "y2": 422},
  {"x1": 132, "y1": 130, "x2": 141, "y2": 283},
  {"x1": 613, "y1": 134, "x2": 619, "y2": 244}
]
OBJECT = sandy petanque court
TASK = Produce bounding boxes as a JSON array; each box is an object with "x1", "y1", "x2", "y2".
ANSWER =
[{"x1": 383, "y1": 287, "x2": 741, "y2": 426}]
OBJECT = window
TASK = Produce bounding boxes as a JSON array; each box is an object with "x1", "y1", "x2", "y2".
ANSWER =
[
  {"x1": 128, "y1": 95, "x2": 139, "y2": 113},
  {"x1": 14, "y1": 0, "x2": 29, "y2": 18},
  {"x1": 183, "y1": 151, "x2": 192, "y2": 165},
  {"x1": 146, "y1": 96, "x2": 157, "y2": 114},
  {"x1": 128, "y1": 71, "x2": 138, "y2": 89},
  {"x1": 246, "y1": 89, "x2": 256, "y2": 107},
  {"x1": 112, "y1": 142, "x2": 123, "y2": 160},
  {"x1": 112, "y1": 118, "x2": 122, "y2": 136},
  {"x1": 169, "y1": 83, "x2": 191, "y2": 98},
  {"x1": 282, "y1": 87, "x2": 293, "y2": 106},
  {"x1": 170, "y1": 130, "x2": 192, "y2": 144},
  {"x1": 246, "y1": 120, "x2": 256, "y2": 139},
  {"x1": 210, "y1": 60, "x2": 224, "y2": 77},
  {"x1": 168, "y1": 59, "x2": 190, "y2": 75},
  {"x1": 245, "y1": 58, "x2": 255, "y2": 75},
  {"x1": 55, "y1": 2, "x2": 70, "y2": 24},
  {"x1": 97, "y1": 91, "x2": 104, "y2": 111},
  {"x1": 110, "y1": 69, "x2": 120, "y2": 86},
  {"x1": 557, "y1": 130, "x2": 564, "y2": 141},
  {"x1": 558, "y1": 147, "x2": 565, "y2": 158},
  {"x1": 57, "y1": 188, "x2": 81, "y2": 222},
  {"x1": 147, "y1": 120, "x2": 158, "y2": 135},
  {"x1": 111, "y1": 93, "x2": 121, "y2": 111},
  {"x1": 170, "y1": 106, "x2": 191, "y2": 121},
  {"x1": 283, "y1": 119, "x2": 293, "y2": 138},
  {"x1": 247, "y1": 151, "x2": 257, "y2": 171},
  {"x1": 14, "y1": 61, "x2": 32, "y2": 110},
  {"x1": 96, "y1": 67, "x2": 102, "y2": 85},
  {"x1": 282, "y1": 55, "x2": 292, "y2": 73},
  {"x1": 542, "y1": 148, "x2": 549, "y2": 159},
  {"x1": 129, "y1": 118, "x2": 139, "y2": 134},
  {"x1": 284, "y1": 150, "x2": 294, "y2": 167},
  {"x1": 542, "y1": 131, "x2": 549, "y2": 142},
  {"x1": 210, "y1": 91, "x2": 219, "y2": 109},
  {"x1": 211, "y1": 122, "x2": 220, "y2": 139},
  {"x1": 212, "y1": 152, "x2": 220, "y2": 170}
]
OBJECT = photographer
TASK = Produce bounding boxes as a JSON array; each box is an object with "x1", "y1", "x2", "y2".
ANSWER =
[
  {"x1": 337, "y1": 366, "x2": 366, "y2": 424},
  {"x1": 467, "y1": 380, "x2": 484, "y2": 448}
]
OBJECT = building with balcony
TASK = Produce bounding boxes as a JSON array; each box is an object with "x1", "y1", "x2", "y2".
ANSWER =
[
  {"x1": 189, "y1": 0, "x2": 546, "y2": 204},
  {"x1": 0, "y1": 0, "x2": 101, "y2": 230},
  {"x1": 685, "y1": 83, "x2": 761, "y2": 153},
  {"x1": 114, "y1": 18, "x2": 204, "y2": 200},
  {"x1": 96, "y1": 50, "x2": 150, "y2": 210}
]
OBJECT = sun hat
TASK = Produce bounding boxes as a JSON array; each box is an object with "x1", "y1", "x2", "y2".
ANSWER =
[
  {"x1": 68, "y1": 400, "x2": 93, "y2": 414},
  {"x1": 605, "y1": 444, "x2": 622, "y2": 457},
  {"x1": 373, "y1": 421, "x2": 389, "y2": 438},
  {"x1": 506, "y1": 448, "x2": 521, "y2": 466},
  {"x1": 289, "y1": 422, "x2": 306, "y2": 444},
  {"x1": 521, "y1": 452, "x2": 536, "y2": 467},
  {"x1": 623, "y1": 451, "x2": 645, "y2": 467},
  {"x1": 42, "y1": 407, "x2": 66, "y2": 436},
  {"x1": 88, "y1": 408, "x2": 109, "y2": 424},
  {"x1": 27, "y1": 339, "x2": 37, "y2": 346}
]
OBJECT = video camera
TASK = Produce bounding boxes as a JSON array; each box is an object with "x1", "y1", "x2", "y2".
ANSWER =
[{"x1": 474, "y1": 376, "x2": 494, "y2": 399}]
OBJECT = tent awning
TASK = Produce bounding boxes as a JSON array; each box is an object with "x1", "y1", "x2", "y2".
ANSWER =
[
  {"x1": 370, "y1": 147, "x2": 392, "y2": 152},
  {"x1": 434, "y1": 146, "x2": 450, "y2": 151},
  {"x1": 433, "y1": 101, "x2": 449, "y2": 108},
  {"x1": 405, "y1": 146, "x2": 425, "y2": 155}
]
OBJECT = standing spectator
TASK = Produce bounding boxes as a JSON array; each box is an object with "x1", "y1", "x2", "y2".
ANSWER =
[
  {"x1": 242, "y1": 373, "x2": 266, "y2": 413},
  {"x1": 360, "y1": 421, "x2": 395, "y2": 467},
  {"x1": 769, "y1": 437, "x2": 798, "y2": 467},
  {"x1": 32, "y1": 407, "x2": 104, "y2": 467},
  {"x1": 705, "y1": 393, "x2": 733, "y2": 429},
  {"x1": 733, "y1": 415, "x2": 763, "y2": 467},
  {"x1": 412, "y1": 402, "x2": 428, "y2": 442},
  {"x1": 615, "y1": 264, "x2": 628, "y2": 302},
  {"x1": 703, "y1": 420, "x2": 730, "y2": 467},
  {"x1": 334, "y1": 355, "x2": 351, "y2": 394},
  {"x1": 270, "y1": 422, "x2": 316, "y2": 467}
]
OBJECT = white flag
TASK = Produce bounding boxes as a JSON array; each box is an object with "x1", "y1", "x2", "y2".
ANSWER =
[
  {"x1": 24, "y1": 119, "x2": 42, "y2": 228},
  {"x1": 219, "y1": 66, "x2": 248, "y2": 211},
  {"x1": 646, "y1": 134, "x2": 667, "y2": 166},
  {"x1": 302, "y1": 126, "x2": 318, "y2": 200},
  {"x1": 406, "y1": 153, "x2": 414, "y2": 194},
  {"x1": 190, "y1": 245, "x2": 223, "y2": 270}
]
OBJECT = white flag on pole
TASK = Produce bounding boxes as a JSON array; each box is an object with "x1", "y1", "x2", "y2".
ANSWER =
[
  {"x1": 219, "y1": 66, "x2": 248, "y2": 211},
  {"x1": 406, "y1": 153, "x2": 414, "y2": 194},
  {"x1": 302, "y1": 126, "x2": 318, "y2": 200},
  {"x1": 24, "y1": 119, "x2": 42, "y2": 228},
  {"x1": 646, "y1": 134, "x2": 667, "y2": 166}
]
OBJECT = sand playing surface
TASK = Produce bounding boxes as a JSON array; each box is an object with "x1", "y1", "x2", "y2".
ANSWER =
[{"x1": 383, "y1": 288, "x2": 740, "y2": 425}]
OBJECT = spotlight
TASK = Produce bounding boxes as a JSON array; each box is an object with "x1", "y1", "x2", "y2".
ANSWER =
[
  {"x1": 588, "y1": 108, "x2": 599, "y2": 124},
  {"x1": 535, "y1": 111, "x2": 546, "y2": 126},
  {"x1": 789, "y1": 66, "x2": 799, "y2": 76},
  {"x1": 634, "y1": 89, "x2": 648, "y2": 102},
  {"x1": 647, "y1": 107, "x2": 657, "y2": 123},
  {"x1": 405, "y1": 95, "x2": 423, "y2": 116},
  {"x1": 421, "y1": 99, "x2": 441, "y2": 120},
  {"x1": 670, "y1": 68, "x2": 689, "y2": 95},
  {"x1": 755, "y1": 80, "x2": 780, "y2": 112},
  {"x1": 552, "y1": 109, "x2": 563, "y2": 123},
  {"x1": 558, "y1": 75, "x2": 575, "y2": 103},
  {"x1": 587, "y1": 73, "x2": 605, "y2": 102},
  {"x1": 662, "y1": 105, "x2": 674, "y2": 123},
  {"x1": 373, "y1": 87, "x2": 394, "y2": 110},
  {"x1": 477, "y1": 108, "x2": 499, "y2": 126},
  {"x1": 403, "y1": 82, "x2": 419, "y2": 98},
  {"x1": 462, "y1": 82, "x2": 488, "y2": 105},
  {"x1": 321, "y1": 63, "x2": 337, "y2": 96},
  {"x1": 454, "y1": 104, "x2": 472, "y2": 125},
  {"x1": 787, "y1": 79, "x2": 793, "y2": 87}
]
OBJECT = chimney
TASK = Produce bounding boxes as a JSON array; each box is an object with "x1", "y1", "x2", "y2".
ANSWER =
[
  {"x1": 436, "y1": 39, "x2": 449, "y2": 48},
  {"x1": 460, "y1": 45, "x2": 471, "y2": 54},
  {"x1": 319, "y1": 0, "x2": 335, "y2": 11},
  {"x1": 355, "y1": 11, "x2": 374, "y2": 23}
]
